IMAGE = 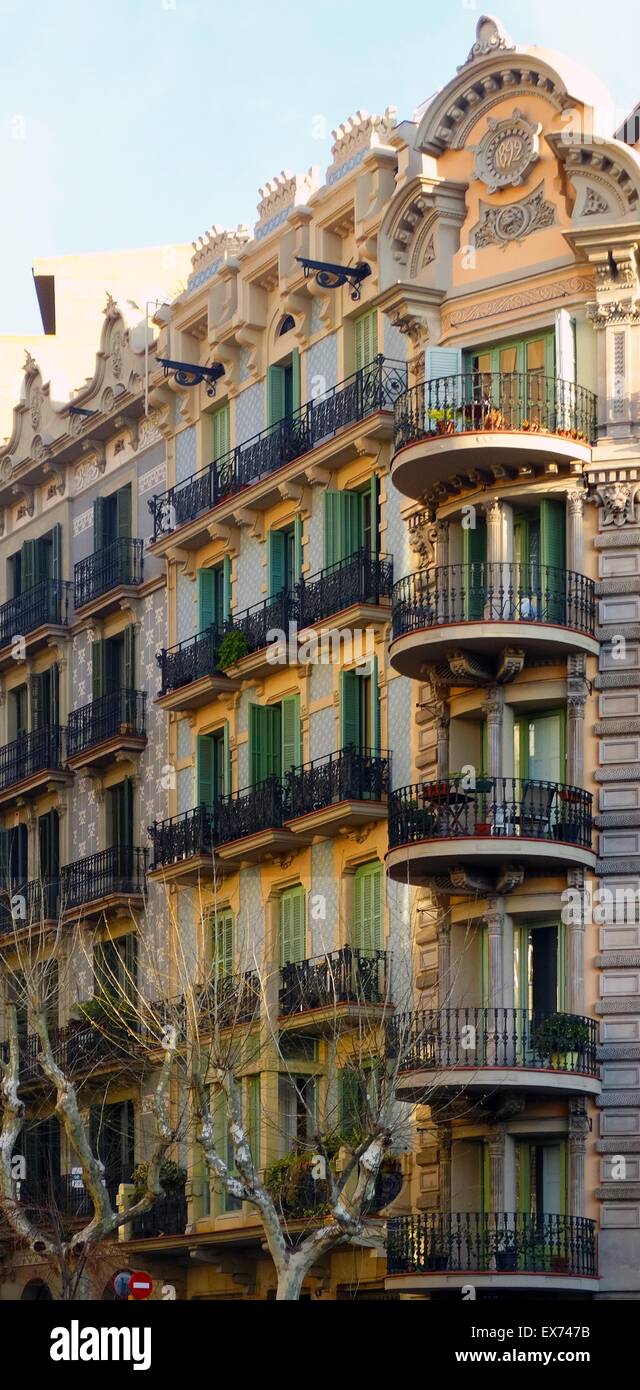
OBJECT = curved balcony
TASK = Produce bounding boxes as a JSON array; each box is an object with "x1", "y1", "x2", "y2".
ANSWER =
[
  {"x1": 391, "y1": 372, "x2": 597, "y2": 499},
  {"x1": 390, "y1": 564, "x2": 598, "y2": 677},
  {"x1": 386, "y1": 1214, "x2": 598, "y2": 1294},
  {"x1": 388, "y1": 1008, "x2": 600, "y2": 1102},
  {"x1": 387, "y1": 777, "x2": 594, "y2": 884}
]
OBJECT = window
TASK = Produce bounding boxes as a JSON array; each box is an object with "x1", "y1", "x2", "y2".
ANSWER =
[
  {"x1": 338, "y1": 1064, "x2": 382, "y2": 1139},
  {"x1": 278, "y1": 316, "x2": 295, "y2": 337},
  {"x1": 30, "y1": 666, "x2": 59, "y2": 731},
  {"x1": 210, "y1": 402, "x2": 230, "y2": 463},
  {"x1": 279, "y1": 1074, "x2": 316, "y2": 1153},
  {"x1": 516, "y1": 1140, "x2": 567, "y2": 1220},
  {"x1": 38, "y1": 809, "x2": 59, "y2": 884},
  {"x1": 90, "y1": 1101, "x2": 135, "y2": 1191},
  {"x1": 9, "y1": 684, "x2": 28, "y2": 741},
  {"x1": 323, "y1": 479, "x2": 378, "y2": 569},
  {"x1": 465, "y1": 332, "x2": 554, "y2": 427},
  {"x1": 246, "y1": 1075, "x2": 261, "y2": 1168},
  {"x1": 279, "y1": 886, "x2": 306, "y2": 966},
  {"x1": 94, "y1": 485, "x2": 131, "y2": 548},
  {"x1": 353, "y1": 309, "x2": 378, "y2": 373},
  {"x1": 354, "y1": 862, "x2": 383, "y2": 953},
  {"x1": 94, "y1": 933, "x2": 137, "y2": 1000},
  {"x1": 214, "y1": 1090, "x2": 242, "y2": 1213},
  {"x1": 93, "y1": 626, "x2": 136, "y2": 698},
  {"x1": 268, "y1": 521, "x2": 302, "y2": 598},
  {"x1": 198, "y1": 560, "x2": 231, "y2": 633},
  {"x1": 514, "y1": 922, "x2": 567, "y2": 1014},
  {"x1": 196, "y1": 726, "x2": 230, "y2": 806},
  {"x1": 249, "y1": 696, "x2": 301, "y2": 785},
  {"x1": 268, "y1": 350, "x2": 301, "y2": 426},
  {"x1": 211, "y1": 909, "x2": 234, "y2": 978},
  {"x1": 0, "y1": 823, "x2": 28, "y2": 888},
  {"x1": 8, "y1": 526, "x2": 62, "y2": 597},
  {"x1": 340, "y1": 661, "x2": 380, "y2": 755},
  {"x1": 514, "y1": 709, "x2": 566, "y2": 784},
  {"x1": 107, "y1": 778, "x2": 134, "y2": 850}
]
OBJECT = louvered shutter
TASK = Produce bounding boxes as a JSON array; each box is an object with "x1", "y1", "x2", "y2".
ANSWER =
[
  {"x1": 281, "y1": 694, "x2": 301, "y2": 774},
  {"x1": 340, "y1": 669, "x2": 360, "y2": 751},
  {"x1": 354, "y1": 310, "x2": 378, "y2": 372},
  {"x1": 355, "y1": 862, "x2": 383, "y2": 952},
  {"x1": 197, "y1": 735, "x2": 217, "y2": 808},
  {"x1": 279, "y1": 886, "x2": 306, "y2": 965},
  {"x1": 116, "y1": 485, "x2": 132, "y2": 539}
]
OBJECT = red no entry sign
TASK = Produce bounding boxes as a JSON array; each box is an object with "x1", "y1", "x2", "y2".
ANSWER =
[{"x1": 129, "y1": 1270, "x2": 154, "y2": 1301}]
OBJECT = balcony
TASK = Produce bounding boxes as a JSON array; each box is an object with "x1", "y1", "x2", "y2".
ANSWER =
[
  {"x1": 0, "y1": 878, "x2": 60, "y2": 936},
  {"x1": 391, "y1": 372, "x2": 597, "y2": 500},
  {"x1": 388, "y1": 1008, "x2": 600, "y2": 1102},
  {"x1": 3, "y1": 1019, "x2": 144, "y2": 1087},
  {"x1": 129, "y1": 1192, "x2": 188, "y2": 1241},
  {"x1": 386, "y1": 1214, "x2": 598, "y2": 1294},
  {"x1": 387, "y1": 777, "x2": 595, "y2": 885},
  {"x1": 148, "y1": 805, "x2": 216, "y2": 882},
  {"x1": 74, "y1": 538, "x2": 144, "y2": 617},
  {"x1": 197, "y1": 972, "x2": 261, "y2": 1031},
  {"x1": 390, "y1": 563, "x2": 598, "y2": 679},
  {"x1": 61, "y1": 845, "x2": 147, "y2": 918},
  {"x1": 215, "y1": 776, "x2": 305, "y2": 866},
  {"x1": 222, "y1": 590, "x2": 299, "y2": 679},
  {"x1": 0, "y1": 726, "x2": 70, "y2": 805},
  {"x1": 287, "y1": 747, "x2": 390, "y2": 838},
  {"x1": 149, "y1": 356, "x2": 407, "y2": 548},
  {"x1": 0, "y1": 580, "x2": 71, "y2": 667},
  {"x1": 17, "y1": 1174, "x2": 93, "y2": 1221},
  {"x1": 156, "y1": 628, "x2": 238, "y2": 712},
  {"x1": 280, "y1": 947, "x2": 390, "y2": 1028},
  {"x1": 298, "y1": 550, "x2": 393, "y2": 635},
  {"x1": 67, "y1": 689, "x2": 147, "y2": 769}
]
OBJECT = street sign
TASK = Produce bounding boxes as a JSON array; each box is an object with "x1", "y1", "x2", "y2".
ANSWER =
[
  {"x1": 129, "y1": 1270, "x2": 154, "y2": 1301},
  {"x1": 112, "y1": 1270, "x2": 133, "y2": 1300}
]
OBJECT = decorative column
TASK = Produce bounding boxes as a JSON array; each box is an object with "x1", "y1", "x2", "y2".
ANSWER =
[
  {"x1": 487, "y1": 1125, "x2": 506, "y2": 1213},
  {"x1": 438, "y1": 914, "x2": 452, "y2": 1008},
  {"x1": 485, "y1": 895, "x2": 505, "y2": 1010},
  {"x1": 485, "y1": 685, "x2": 504, "y2": 780},
  {"x1": 435, "y1": 704, "x2": 451, "y2": 781},
  {"x1": 566, "y1": 868, "x2": 586, "y2": 1015},
  {"x1": 567, "y1": 654, "x2": 588, "y2": 790},
  {"x1": 568, "y1": 1100, "x2": 589, "y2": 1217},
  {"x1": 429, "y1": 519, "x2": 450, "y2": 572},
  {"x1": 486, "y1": 499, "x2": 504, "y2": 566},
  {"x1": 438, "y1": 1125, "x2": 452, "y2": 1216},
  {"x1": 566, "y1": 487, "x2": 586, "y2": 574}
]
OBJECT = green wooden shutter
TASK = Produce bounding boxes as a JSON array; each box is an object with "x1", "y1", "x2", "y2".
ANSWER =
[
  {"x1": 222, "y1": 722, "x2": 232, "y2": 797},
  {"x1": 338, "y1": 1068, "x2": 364, "y2": 1136},
  {"x1": 21, "y1": 539, "x2": 36, "y2": 593},
  {"x1": 197, "y1": 735, "x2": 217, "y2": 808},
  {"x1": 246, "y1": 1075, "x2": 261, "y2": 1168},
  {"x1": 123, "y1": 626, "x2": 135, "y2": 691},
  {"x1": 355, "y1": 862, "x2": 383, "y2": 952},
  {"x1": 212, "y1": 910, "x2": 234, "y2": 978},
  {"x1": 268, "y1": 530, "x2": 286, "y2": 599},
  {"x1": 123, "y1": 779, "x2": 133, "y2": 849},
  {"x1": 198, "y1": 568, "x2": 217, "y2": 631},
  {"x1": 557, "y1": 920, "x2": 568, "y2": 1011},
  {"x1": 281, "y1": 695, "x2": 301, "y2": 773},
  {"x1": 268, "y1": 366, "x2": 286, "y2": 427},
  {"x1": 279, "y1": 886, "x2": 306, "y2": 965},
  {"x1": 340, "y1": 669, "x2": 361, "y2": 750},
  {"x1": 249, "y1": 704, "x2": 262, "y2": 787},
  {"x1": 116, "y1": 485, "x2": 132, "y2": 540},
  {"x1": 249, "y1": 704, "x2": 282, "y2": 785},
  {"x1": 94, "y1": 498, "x2": 105, "y2": 552},
  {"x1": 291, "y1": 349, "x2": 301, "y2": 414},
  {"x1": 324, "y1": 492, "x2": 343, "y2": 569},
  {"x1": 365, "y1": 475, "x2": 379, "y2": 556},
  {"x1": 541, "y1": 499, "x2": 567, "y2": 623},
  {"x1": 354, "y1": 310, "x2": 378, "y2": 372},
  {"x1": 222, "y1": 555, "x2": 232, "y2": 623},
  {"x1": 49, "y1": 666, "x2": 59, "y2": 727},
  {"x1": 50, "y1": 524, "x2": 62, "y2": 582},
  {"x1": 211, "y1": 403, "x2": 230, "y2": 460},
  {"x1": 294, "y1": 514, "x2": 303, "y2": 582},
  {"x1": 343, "y1": 491, "x2": 362, "y2": 562},
  {"x1": 92, "y1": 640, "x2": 105, "y2": 700},
  {"x1": 369, "y1": 656, "x2": 380, "y2": 755},
  {"x1": 0, "y1": 828, "x2": 11, "y2": 883},
  {"x1": 463, "y1": 514, "x2": 487, "y2": 620}
]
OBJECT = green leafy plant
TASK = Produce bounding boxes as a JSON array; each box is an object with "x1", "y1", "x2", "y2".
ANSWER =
[
  {"x1": 217, "y1": 629, "x2": 249, "y2": 670},
  {"x1": 264, "y1": 1151, "x2": 330, "y2": 1220},
  {"x1": 532, "y1": 1014, "x2": 590, "y2": 1056},
  {"x1": 132, "y1": 1159, "x2": 187, "y2": 1201},
  {"x1": 77, "y1": 993, "x2": 136, "y2": 1030}
]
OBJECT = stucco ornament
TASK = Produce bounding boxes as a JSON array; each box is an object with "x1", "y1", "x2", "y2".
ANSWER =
[
  {"x1": 598, "y1": 482, "x2": 636, "y2": 528},
  {"x1": 461, "y1": 15, "x2": 515, "y2": 68},
  {"x1": 471, "y1": 110, "x2": 542, "y2": 193},
  {"x1": 474, "y1": 184, "x2": 555, "y2": 247}
]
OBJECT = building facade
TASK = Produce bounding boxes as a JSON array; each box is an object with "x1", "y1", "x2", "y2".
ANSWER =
[{"x1": 2, "y1": 12, "x2": 640, "y2": 1301}]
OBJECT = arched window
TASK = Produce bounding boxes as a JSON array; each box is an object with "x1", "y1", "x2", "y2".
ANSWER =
[
  {"x1": 278, "y1": 315, "x2": 295, "y2": 337},
  {"x1": 21, "y1": 1279, "x2": 52, "y2": 1301}
]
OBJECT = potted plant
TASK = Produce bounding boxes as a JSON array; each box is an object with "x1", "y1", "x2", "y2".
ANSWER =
[
  {"x1": 217, "y1": 629, "x2": 249, "y2": 670},
  {"x1": 428, "y1": 408, "x2": 456, "y2": 436},
  {"x1": 496, "y1": 1234, "x2": 517, "y2": 1271},
  {"x1": 132, "y1": 1159, "x2": 187, "y2": 1202},
  {"x1": 532, "y1": 1013, "x2": 591, "y2": 1070}
]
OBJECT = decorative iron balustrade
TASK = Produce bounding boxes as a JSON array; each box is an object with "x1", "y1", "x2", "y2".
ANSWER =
[
  {"x1": 286, "y1": 747, "x2": 390, "y2": 819},
  {"x1": 149, "y1": 804, "x2": 215, "y2": 869},
  {"x1": 67, "y1": 689, "x2": 146, "y2": 757},
  {"x1": 130, "y1": 1191, "x2": 189, "y2": 1239},
  {"x1": 387, "y1": 1008, "x2": 598, "y2": 1077},
  {"x1": 150, "y1": 356, "x2": 407, "y2": 540},
  {"x1": 158, "y1": 626, "x2": 225, "y2": 697},
  {"x1": 61, "y1": 846, "x2": 147, "y2": 911},
  {"x1": 215, "y1": 775, "x2": 287, "y2": 846},
  {"x1": 16, "y1": 1174, "x2": 93, "y2": 1220},
  {"x1": 0, "y1": 580, "x2": 71, "y2": 648},
  {"x1": 392, "y1": 564, "x2": 596, "y2": 640},
  {"x1": 387, "y1": 1212, "x2": 597, "y2": 1278},
  {"x1": 0, "y1": 878, "x2": 60, "y2": 933},
  {"x1": 227, "y1": 588, "x2": 298, "y2": 659},
  {"x1": 74, "y1": 538, "x2": 144, "y2": 609},
  {"x1": 197, "y1": 971, "x2": 261, "y2": 1030},
  {"x1": 280, "y1": 947, "x2": 389, "y2": 1017},
  {"x1": 297, "y1": 550, "x2": 394, "y2": 628},
  {"x1": 393, "y1": 371, "x2": 598, "y2": 454},
  {"x1": 0, "y1": 725, "x2": 66, "y2": 792},
  {"x1": 389, "y1": 778, "x2": 593, "y2": 851},
  {"x1": 2, "y1": 1020, "x2": 142, "y2": 1084}
]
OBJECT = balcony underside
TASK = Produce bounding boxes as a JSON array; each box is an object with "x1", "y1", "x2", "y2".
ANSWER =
[
  {"x1": 147, "y1": 852, "x2": 220, "y2": 886},
  {"x1": 387, "y1": 838, "x2": 596, "y2": 885},
  {"x1": 217, "y1": 827, "x2": 308, "y2": 868},
  {"x1": 391, "y1": 431, "x2": 592, "y2": 500},
  {"x1": 279, "y1": 1000, "x2": 390, "y2": 1034},
  {"x1": 0, "y1": 624, "x2": 69, "y2": 671},
  {"x1": 74, "y1": 583, "x2": 144, "y2": 622},
  {"x1": 390, "y1": 621, "x2": 598, "y2": 679},
  {"x1": 306, "y1": 600, "x2": 391, "y2": 639},
  {"x1": 66, "y1": 734, "x2": 147, "y2": 772},
  {"x1": 287, "y1": 799, "x2": 388, "y2": 840},
  {"x1": 155, "y1": 672, "x2": 238, "y2": 713},
  {"x1": 395, "y1": 1066, "x2": 601, "y2": 1104},
  {"x1": 385, "y1": 1270, "x2": 598, "y2": 1295},
  {"x1": 62, "y1": 890, "x2": 146, "y2": 923},
  {"x1": 0, "y1": 768, "x2": 72, "y2": 808}
]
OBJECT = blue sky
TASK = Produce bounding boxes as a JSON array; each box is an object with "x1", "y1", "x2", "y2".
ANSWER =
[{"x1": 1, "y1": 0, "x2": 638, "y2": 333}]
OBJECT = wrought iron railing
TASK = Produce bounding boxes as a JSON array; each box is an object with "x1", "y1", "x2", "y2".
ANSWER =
[
  {"x1": 387, "y1": 1212, "x2": 597, "y2": 1278},
  {"x1": 197, "y1": 971, "x2": 261, "y2": 1030},
  {"x1": 393, "y1": 564, "x2": 596, "y2": 640},
  {"x1": 387, "y1": 1008, "x2": 598, "y2": 1076},
  {"x1": 280, "y1": 947, "x2": 389, "y2": 1017},
  {"x1": 0, "y1": 878, "x2": 60, "y2": 933},
  {"x1": 297, "y1": 551, "x2": 394, "y2": 628},
  {"x1": 286, "y1": 747, "x2": 390, "y2": 819},
  {"x1": 389, "y1": 778, "x2": 593, "y2": 851},
  {"x1": 215, "y1": 776, "x2": 287, "y2": 846},
  {"x1": 0, "y1": 725, "x2": 66, "y2": 792},
  {"x1": 61, "y1": 846, "x2": 147, "y2": 911},
  {"x1": 150, "y1": 356, "x2": 407, "y2": 540},
  {"x1": 226, "y1": 589, "x2": 298, "y2": 659},
  {"x1": 16, "y1": 1174, "x2": 93, "y2": 1220},
  {"x1": 149, "y1": 804, "x2": 215, "y2": 869},
  {"x1": 130, "y1": 1191, "x2": 189, "y2": 1239},
  {"x1": 0, "y1": 580, "x2": 71, "y2": 648},
  {"x1": 393, "y1": 372, "x2": 598, "y2": 454},
  {"x1": 74, "y1": 538, "x2": 144, "y2": 609},
  {"x1": 158, "y1": 627, "x2": 225, "y2": 697},
  {"x1": 2, "y1": 1020, "x2": 142, "y2": 1084},
  {"x1": 67, "y1": 689, "x2": 146, "y2": 757}
]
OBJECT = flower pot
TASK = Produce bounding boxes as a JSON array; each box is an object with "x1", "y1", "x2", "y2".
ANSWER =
[
  {"x1": 476, "y1": 823, "x2": 492, "y2": 837},
  {"x1": 496, "y1": 1250, "x2": 517, "y2": 1272}
]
